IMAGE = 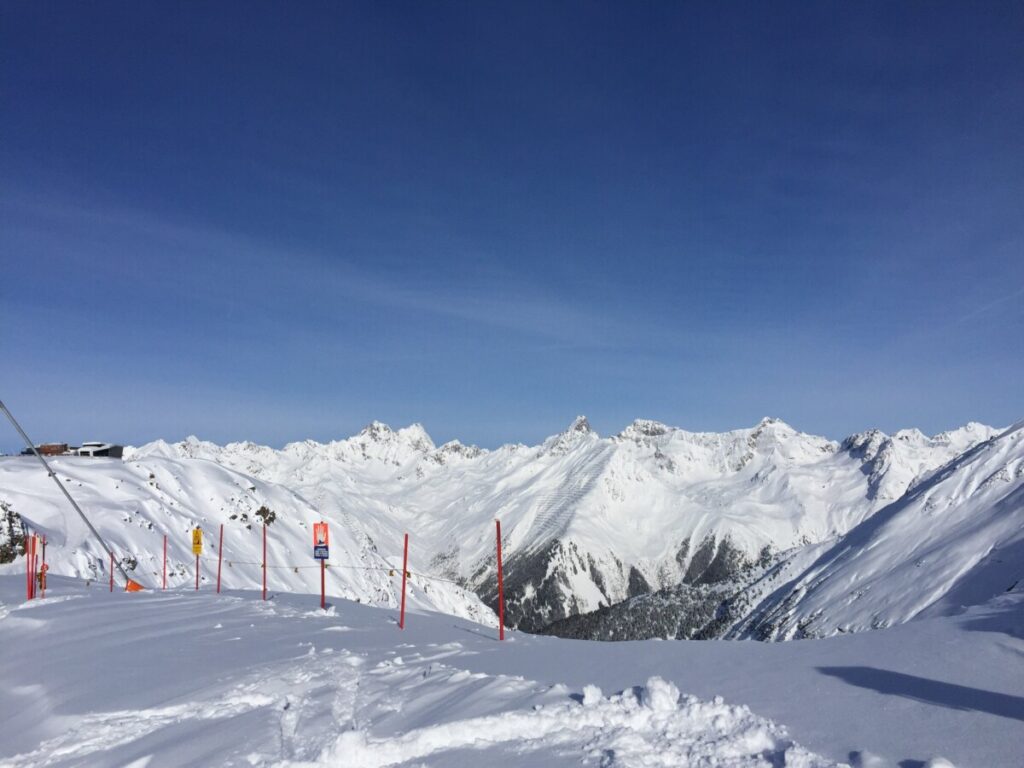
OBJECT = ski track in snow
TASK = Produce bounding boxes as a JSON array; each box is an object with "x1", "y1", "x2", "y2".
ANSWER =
[
  {"x1": 300, "y1": 675, "x2": 828, "y2": 768},
  {"x1": 0, "y1": 580, "x2": 837, "y2": 768},
  {"x1": 527, "y1": 447, "x2": 614, "y2": 550}
]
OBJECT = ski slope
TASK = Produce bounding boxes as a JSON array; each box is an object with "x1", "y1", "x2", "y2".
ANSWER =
[
  {"x1": 0, "y1": 453, "x2": 492, "y2": 625},
  {"x1": 1, "y1": 575, "x2": 1021, "y2": 767}
]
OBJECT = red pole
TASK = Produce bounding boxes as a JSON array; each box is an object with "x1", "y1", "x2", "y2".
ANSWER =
[
  {"x1": 27, "y1": 535, "x2": 35, "y2": 600},
  {"x1": 162, "y1": 534, "x2": 167, "y2": 590},
  {"x1": 217, "y1": 524, "x2": 224, "y2": 594},
  {"x1": 399, "y1": 532, "x2": 409, "y2": 629},
  {"x1": 32, "y1": 535, "x2": 38, "y2": 599},
  {"x1": 320, "y1": 559, "x2": 326, "y2": 610},
  {"x1": 109, "y1": 550, "x2": 114, "y2": 592},
  {"x1": 496, "y1": 520, "x2": 505, "y2": 641},
  {"x1": 262, "y1": 523, "x2": 267, "y2": 601},
  {"x1": 41, "y1": 535, "x2": 46, "y2": 598}
]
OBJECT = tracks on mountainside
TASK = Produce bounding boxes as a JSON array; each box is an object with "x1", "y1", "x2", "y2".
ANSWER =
[{"x1": 526, "y1": 447, "x2": 613, "y2": 551}]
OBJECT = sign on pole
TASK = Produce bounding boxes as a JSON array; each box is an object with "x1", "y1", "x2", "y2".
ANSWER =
[
  {"x1": 313, "y1": 522, "x2": 329, "y2": 560},
  {"x1": 314, "y1": 522, "x2": 329, "y2": 611},
  {"x1": 192, "y1": 527, "x2": 203, "y2": 590}
]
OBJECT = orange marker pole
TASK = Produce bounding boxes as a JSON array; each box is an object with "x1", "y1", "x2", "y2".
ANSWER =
[
  {"x1": 27, "y1": 535, "x2": 35, "y2": 600},
  {"x1": 399, "y1": 533, "x2": 409, "y2": 629},
  {"x1": 40, "y1": 535, "x2": 46, "y2": 598},
  {"x1": 496, "y1": 520, "x2": 505, "y2": 641},
  {"x1": 217, "y1": 524, "x2": 224, "y2": 594},
  {"x1": 32, "y1": 535, "x2": 38, "y2": 599}
]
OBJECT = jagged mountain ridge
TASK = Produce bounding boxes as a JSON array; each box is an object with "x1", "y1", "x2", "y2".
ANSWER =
[
  {"x1": 736, "y1": 418, "x2": 1024, "y2": 639},
  {"x1": 119, "y1": 416, "x2": 1001, "y2": 633},
  {"x1": 540, "y1": 421, "x2": 1024, "y2": 642}
]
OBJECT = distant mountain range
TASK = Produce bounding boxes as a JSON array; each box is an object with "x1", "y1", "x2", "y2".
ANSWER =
[{"x1": 2, "y1": 416, "x2": 1020, "y2": 642}]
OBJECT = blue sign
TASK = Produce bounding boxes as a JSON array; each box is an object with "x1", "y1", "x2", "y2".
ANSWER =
[{"x1": 314, "y1": 545, "x2": 329, "y2": 560}]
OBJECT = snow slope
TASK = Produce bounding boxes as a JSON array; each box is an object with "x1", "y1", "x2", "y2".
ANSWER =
[
  {"x1": 118, "y1": 417, "x2": 1000, "y2": 632},
  {"x1": 2, "y1": 575, "x2": 1021, "y2": 766},
  {"x1": 0, "y1": 453, "x2": 492, "y2": 625},
  {"x1": 736, "y1": 420, "x2": 1024, "y2": 639}
]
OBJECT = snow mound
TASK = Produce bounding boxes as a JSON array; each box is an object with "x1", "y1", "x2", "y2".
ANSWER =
[{"x1": 311, "y1": 674, "x2": 831, "y2": 768}]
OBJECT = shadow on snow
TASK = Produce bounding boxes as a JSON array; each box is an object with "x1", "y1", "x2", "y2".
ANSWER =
[{"x1": 818, "y1": 666, "x2": 1024, "y2": 722}]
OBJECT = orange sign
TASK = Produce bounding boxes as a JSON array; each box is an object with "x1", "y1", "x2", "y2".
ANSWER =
[
  {"x1": 313, "y1": 522, "x2": 329, "y2": 560},
  {"x1": 313, "y1": 522, "x2": 329, "y2": 547}
]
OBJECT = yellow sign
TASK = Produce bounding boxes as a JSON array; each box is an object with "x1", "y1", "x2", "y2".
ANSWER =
[{"x1": 192, "y1": 528, "x2": 203, "y2": 555}]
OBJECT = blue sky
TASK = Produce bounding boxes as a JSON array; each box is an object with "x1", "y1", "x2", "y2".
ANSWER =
[{"x1": 2, "y1": 2, "x2": 1022, "y2": 451}]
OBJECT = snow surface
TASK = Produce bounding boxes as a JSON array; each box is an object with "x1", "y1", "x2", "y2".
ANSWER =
[
  {"x1": 1, "y1": 576, "x2": 1021, "y2": 767},
  {"x1": 0, "y1": 453, "x2": 493, "y2": 625}
]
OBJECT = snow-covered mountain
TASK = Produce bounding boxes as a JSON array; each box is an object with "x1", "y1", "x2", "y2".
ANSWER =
[
  {"x1": 538, "y1": 421, "x2": 1024, "y2": 643},
  {"x1": 736, "y1": 419, "x2": 1024, "y2": 639},
  {"x1": 0, "y1": 451, "x2": 494, "y2": 625},
  {"x1": 1, "y1": 415, "x2": 1011, "y2": 639}
]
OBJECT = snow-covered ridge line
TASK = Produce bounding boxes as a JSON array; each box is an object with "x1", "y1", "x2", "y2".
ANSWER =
[
  {"x1": 3, "y1": 414, "x2": 1012, "y2": 640},
  {"x1": 125, "y1": 415, "x2": 1002, "y2": 466},
  {"x1": 117, "y1": 415, "x2": 1004, "y2": 633}
]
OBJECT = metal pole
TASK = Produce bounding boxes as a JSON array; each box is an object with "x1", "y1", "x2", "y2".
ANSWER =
[
  {"x1": 41, "y1": 535, "x2": 47, "y2": 598},
  {"x1": 0, "y1": 399, "x2": 135, "y2": 587},
  {"x1": 320, "y1": 559, "x2": 326, "y2": 611},
  {"x1": 262, "y1": 523, "x2": 267, "y2": 601},
  {"x1": 162, "y1": 534, "x2": 167, "y2": 590}
]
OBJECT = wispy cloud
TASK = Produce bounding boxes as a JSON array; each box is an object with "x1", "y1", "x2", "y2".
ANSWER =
[
  {"x1": 1, "y1": 192, "x2": 680, "y2": 352},
  {"x1": 955, "y1": 284, "x2": 1024, "y2": 325}
]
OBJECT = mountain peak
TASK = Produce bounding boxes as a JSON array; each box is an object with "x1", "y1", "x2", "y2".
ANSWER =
[
  {"x1": 618, "y1": 419, "x2": 670, "y2": 440},
  {"x1": 566, "y1": 415, "x2": 595, "y2": 435},
  {"x1": 359, "y1": 421, "x2": 394, "y2": 441},
  {"x1": 396, "y1": 423, "x2": 435, "y2": 452},
  {"x1": 355, "y1": 421, "x2": 435, "y2": 453},
  {"x1": 752, "y1": 417, "x2": 794, "y2": 433},
  {"x1": 541, "y1": 415, "x2": 599, "y2": 455}
]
